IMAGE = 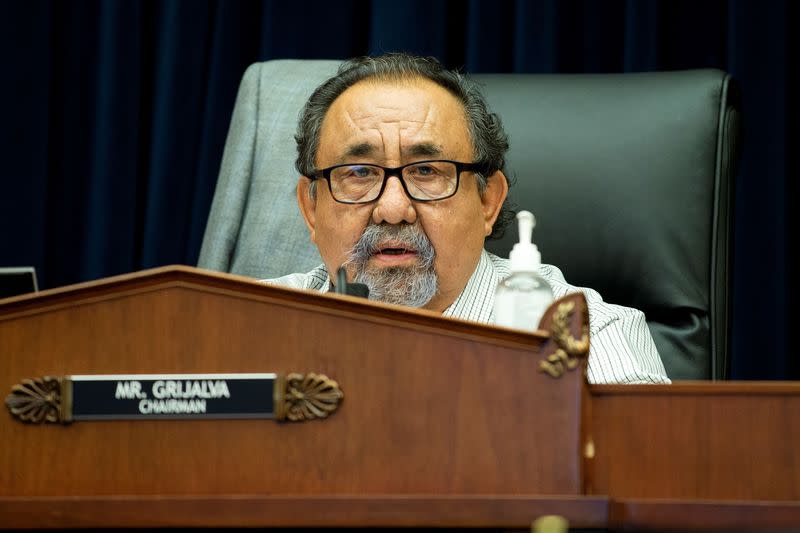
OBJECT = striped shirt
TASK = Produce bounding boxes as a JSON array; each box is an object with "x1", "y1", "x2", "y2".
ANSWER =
[{"x1": 266, "y1": 249, "x2": 670, "y2": 384}]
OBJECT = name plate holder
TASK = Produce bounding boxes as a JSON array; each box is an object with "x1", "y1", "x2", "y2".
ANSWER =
[{"x1": 5, "y1": 372, "x2": 343, "y2": 424}]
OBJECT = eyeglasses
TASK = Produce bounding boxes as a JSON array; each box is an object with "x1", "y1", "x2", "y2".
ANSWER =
[{"x1": 309, "y1": 160, "x2": 482, "y2": 204}]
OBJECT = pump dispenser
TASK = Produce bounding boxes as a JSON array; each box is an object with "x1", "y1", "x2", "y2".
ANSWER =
[
  {"x1": 510, "y1": 211, "x2": 540, "y2": 272},
  {"x1": 493, "y1": 210, "x2": 554, "y2": 331}
]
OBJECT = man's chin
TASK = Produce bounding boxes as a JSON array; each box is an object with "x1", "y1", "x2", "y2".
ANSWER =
[
  {"x1": 354, "y1": 264, "x2": 438, "y2": 308},
  {"x1": 363, "y1": 263, "x2": 420, "y2": 280}
]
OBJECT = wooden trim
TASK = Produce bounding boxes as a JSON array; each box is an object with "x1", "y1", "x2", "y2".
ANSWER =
[
  {"x1": 580, "y1": 376, "x2": 595, "y2": 496},
  {"x1": 5, "y1": 495, "x2": 800, "y2": 529},
  {"x1": 610, "y1": 498, "x2": 800, "y2": 529},
  {"x1": 0, "y1": 495, "x2": 609, "y2": 529}
]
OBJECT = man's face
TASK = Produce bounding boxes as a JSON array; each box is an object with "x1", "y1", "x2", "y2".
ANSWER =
[{"x1": 297, "y1": 77, "x2": 507, "y2": 312}]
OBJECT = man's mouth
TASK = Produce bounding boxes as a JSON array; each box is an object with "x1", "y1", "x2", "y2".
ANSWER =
[
  {"x1": 345, "y1": 224, "x2": 435, "y2": 273},
  {"x1": 370, "y1": 243, "x2": 419, "y2": 265},
  {"x1": 379, "y1": 247, "x2": 416, "y2": 255}
]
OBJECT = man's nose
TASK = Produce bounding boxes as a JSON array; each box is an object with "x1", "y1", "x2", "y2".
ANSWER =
[{"x1": 372, "y1": 176, "x2": 417, "y2": 225}]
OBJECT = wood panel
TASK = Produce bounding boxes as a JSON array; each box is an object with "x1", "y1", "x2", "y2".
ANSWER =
[
  {"x1": 0, "y1": 266, "x2": 587, "y2": 499},
  {"x1": 590, "y1": 383, "x2": 800, "y2": 500}
]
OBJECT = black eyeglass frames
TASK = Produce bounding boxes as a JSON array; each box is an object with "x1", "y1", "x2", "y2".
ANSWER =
[{"x1": 309, "y1": 160, "x2": 483, "y2": 204}]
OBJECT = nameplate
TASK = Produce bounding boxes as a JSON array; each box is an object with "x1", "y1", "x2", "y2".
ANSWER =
[
  {"x1": 71, "y1": 373, "x2": 275, "y2": 420},
  {"x1": 5, "y1": 372, "x2": 343, "y2": 424}
]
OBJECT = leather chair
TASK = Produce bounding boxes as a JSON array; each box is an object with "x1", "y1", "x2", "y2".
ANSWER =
[{"x1": 198, "y1": 60, "x2": 741, "y2": 380}]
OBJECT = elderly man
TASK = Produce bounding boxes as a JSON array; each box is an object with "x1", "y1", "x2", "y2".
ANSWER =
[{"x1": 268, "y1": 53, "x2": 669, "y2": 385}]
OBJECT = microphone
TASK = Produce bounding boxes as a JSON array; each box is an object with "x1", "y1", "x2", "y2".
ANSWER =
[{"x1": 334, "y1": 267, "x2": 369, "y2": 299}]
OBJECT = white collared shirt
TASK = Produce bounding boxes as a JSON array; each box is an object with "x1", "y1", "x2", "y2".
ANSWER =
[{"x1": 265, "y1": 249, "x2": 670, "y2": 384}]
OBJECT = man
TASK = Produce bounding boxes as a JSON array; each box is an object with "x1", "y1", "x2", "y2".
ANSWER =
[{"x1": 268, "y1": 53, "x2": 669, "y2": 385}]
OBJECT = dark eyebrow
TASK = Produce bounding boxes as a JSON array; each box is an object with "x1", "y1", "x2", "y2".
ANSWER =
[
  {"x1": 341, "y1": 142, "x2": 375, "y2": 160},
  {"x1": 405, "y1": 142, "x2": 443, "y2": 158},
  {"x1": 337, "y1": 141, "x2": 444, "y2": 164}
]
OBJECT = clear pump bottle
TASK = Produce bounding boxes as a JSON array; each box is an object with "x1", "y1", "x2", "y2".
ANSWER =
[{"x1": 494, "y1": 211, "x2": 553, "y2": 332}]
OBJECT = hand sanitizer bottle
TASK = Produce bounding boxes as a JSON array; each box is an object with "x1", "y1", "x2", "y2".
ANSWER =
[{"x1": 494, "y1": 211, "x2": 554, "y2": 332}]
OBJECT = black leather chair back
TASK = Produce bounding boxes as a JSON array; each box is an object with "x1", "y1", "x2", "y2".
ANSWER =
[{"x1": 478, "y1": 71, "x2": 740, "y2": 379}]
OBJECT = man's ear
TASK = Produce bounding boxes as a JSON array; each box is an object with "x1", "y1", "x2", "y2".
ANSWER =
[
  {"x1": 480, "y1": 171, "x2": 509, "y2": 237},
  {"x1": 296, "y1": 177, "x2": 318, "y2": 244}
]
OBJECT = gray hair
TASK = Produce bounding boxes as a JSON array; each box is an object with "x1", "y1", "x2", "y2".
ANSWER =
[{"x1": 294, "y1": 53, "x2": 515, "y2": 240}]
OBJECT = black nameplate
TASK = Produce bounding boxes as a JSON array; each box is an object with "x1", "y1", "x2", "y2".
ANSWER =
[{"x1": 70, "y1": 373, "x2": 275, "y2": 420}]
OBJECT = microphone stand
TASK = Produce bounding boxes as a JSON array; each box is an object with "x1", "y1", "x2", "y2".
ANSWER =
[{"x1": 334, "y1": 267, "x2": 369, "y2": 299}]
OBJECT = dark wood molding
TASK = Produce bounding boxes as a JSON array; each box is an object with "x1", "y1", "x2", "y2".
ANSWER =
[
  {"x1": 0, "y1": 495, "x2": 609, "y2": 529},
  {"x1": 610, "y1": 499, "x2": 800, "y2": 529}
]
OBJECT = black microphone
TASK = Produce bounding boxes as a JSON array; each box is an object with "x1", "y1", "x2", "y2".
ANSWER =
[{"x1": 334, "y1": 267, "x2": 369, "y2": 299}]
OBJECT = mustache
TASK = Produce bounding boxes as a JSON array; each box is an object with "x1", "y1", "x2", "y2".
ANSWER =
[{"x1": 344, "y1": 223, "x2": 436, "y2": 269}]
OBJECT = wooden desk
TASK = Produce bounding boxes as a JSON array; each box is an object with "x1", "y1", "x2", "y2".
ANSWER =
[{"x1": 1, "y1": 267, "x2": 798, "y2": 530}]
